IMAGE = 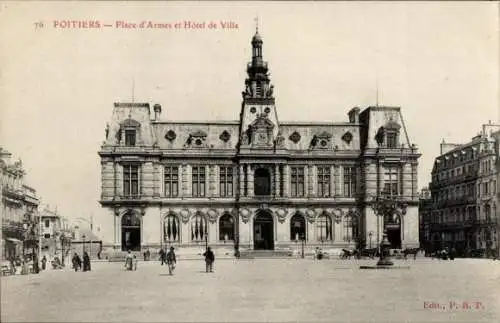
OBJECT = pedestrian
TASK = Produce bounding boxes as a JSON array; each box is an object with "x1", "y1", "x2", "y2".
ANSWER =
[
  {"x1": 203, "y1": 247, "x2": 215, "y2": 273},
  {"x1": 41, "y1": 256, "x2": 47, "y2": 271},
  {"x1": 159, "y1": 248, "x2": 166, "y2": 265},
  {"x1": 146, "y1": 249, "x2": 151, "y2": 261},
  {"x1": 125, "y1": 250, "x2": 134, "y2": 271},
  {"x1": 143, "y1": 251, "x2": 147, "y2": 261},
  {"x1": 133, "y1": 254, "x2": 138, "y2": 270},
  {"x1": 72, "y1": 253, "x2": 81, "y2": 272},
  {"x1": 82, "y1": 251, "x2": 91, "y2": 272},
  {"x1": 166, "y1": 247, "x2": 176, "y2": 275}
]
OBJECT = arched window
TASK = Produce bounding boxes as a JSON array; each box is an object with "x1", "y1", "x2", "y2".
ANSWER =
[
  {"x1": 317, "y1": 214, "x2": 333, "y2": 241},
  {"x1": 219, "y1": 213, "x2": 235, "y2": 241},
  {"x1": 163, "y1": 214, "x2": 180, "y2": 242},
  {"x1": 290, "y1": 213, "x2": 306, "y2": 241},
  {"x1": 343, "y1": 214, "x2": 359, "y2": 242},
  {"x1": 191, "y1": 212, "x2": 207, "y2": 241}
]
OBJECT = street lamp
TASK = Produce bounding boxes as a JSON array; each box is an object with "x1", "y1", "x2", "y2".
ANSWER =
[
  {"x1": 301, "y1": 233, "x2": 305, "y2": 259},
  {"x1": 370, "y1": 194, "x2": 408, "y2": 267}
]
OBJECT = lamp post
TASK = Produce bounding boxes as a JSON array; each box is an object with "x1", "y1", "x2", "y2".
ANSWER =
[
  {"x1": 301, "y1": 233, "x2": 305, "y2": 259},
  {"x1": 370, "y1": 194, "x2": 407, "y2": 267},
  {"x1": 369, "y1": 231, "x2": 373, "y2": 249}
]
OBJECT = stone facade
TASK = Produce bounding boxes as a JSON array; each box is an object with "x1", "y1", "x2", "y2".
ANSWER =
[
  {"x1": 427, "y1": 123, "x2": 499, "y2": 257},
  {"x1": 98, "y1": 31, "x2": 421, "y2": 256},
  {"x1": 1, "y1": 147, "x2": 40, "y2": 261}
]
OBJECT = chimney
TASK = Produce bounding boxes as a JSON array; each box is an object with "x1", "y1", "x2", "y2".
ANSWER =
[
  {"x1": 153, "y1": 104, "x2": 162, "y2": 121},
  {"x1": 348, "y1": 107, "x2": 360, "y2": 123}
]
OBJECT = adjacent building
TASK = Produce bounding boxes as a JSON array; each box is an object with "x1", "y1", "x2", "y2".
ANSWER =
[
  {"x1": 98, "y1": 30, "x2": 421, "y2": 256},
  {"x1": 427, "y1": 122, "x2": 499, "y2": 257},
  {"x1": 1, "y1": 148, "x2": 41, "y2": 261}
]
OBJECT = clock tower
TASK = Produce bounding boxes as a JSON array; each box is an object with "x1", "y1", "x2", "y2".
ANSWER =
[{"x1": 238, "y1": 28, "x2": 280, "y2": 150}]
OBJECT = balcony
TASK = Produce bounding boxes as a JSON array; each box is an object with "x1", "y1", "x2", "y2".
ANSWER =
[{"x1": 2, "y1": 185, "x2": 24, "y2": 200}]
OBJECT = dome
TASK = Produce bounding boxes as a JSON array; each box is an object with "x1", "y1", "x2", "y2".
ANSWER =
[{"x1": 252, "y1": 31, "x2": 263, "y2": 44}]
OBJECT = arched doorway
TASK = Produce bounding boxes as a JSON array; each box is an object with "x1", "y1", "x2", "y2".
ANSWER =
[
  {"x1": 254, "y1": 210, "x2": 274, "y2": 250},
  {"x1": 384, "y1": 212, "x2": 401, "y2": 249},
  {"x1": 219, "y1": 213, "x2": 235, "y2": 242},
  {"x1": 121, "y1": 211, "x2": 141, "y2": 251},
  {"x1": 254, "y1": 168, "x2": 271, "y2": 196}
]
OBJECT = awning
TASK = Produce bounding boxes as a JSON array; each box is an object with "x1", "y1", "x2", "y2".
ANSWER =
[{"x1": 5, "y1": 238, "x2": 23, "y2": 243}]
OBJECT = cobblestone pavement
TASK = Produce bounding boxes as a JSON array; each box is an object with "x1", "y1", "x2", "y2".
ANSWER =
[{"x1": 1, "y1": 258, "x2": 499, "y2": 322}]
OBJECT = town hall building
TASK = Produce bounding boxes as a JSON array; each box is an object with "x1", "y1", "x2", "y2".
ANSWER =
[{"x1": 98, "y1": 30, "x2": 421, "y2": 257}]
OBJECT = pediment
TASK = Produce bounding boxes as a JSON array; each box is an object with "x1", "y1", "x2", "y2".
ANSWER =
[
  {"x1": 122, "y1": 118, "x2": 141, "y2": 128},
  {"x1": 191, "y1": 130, "x2": 208, "y2": 138}
]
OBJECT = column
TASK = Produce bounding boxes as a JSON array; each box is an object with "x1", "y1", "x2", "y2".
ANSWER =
[
  {"x1": 304, "y1": 166, "x2": 309, "y2": 197},
  {"x1": 153, "y1": 163, "x2": 160, "y2": 197},
  {"x1": 309, "y1": 165, "x2": 315, "y2": 197},
  {"x1": 283, "y1": 165, "x2": 290, "y2": 197},
  {"x1": 116, "y1": 164, "x2": 123, "y2": 197},
  {"x1": 114, "y1": 163, "x2": 119, "y2": 197},
  {"x1": 213, "y1": 165, "x2": 220, "y2": 197},
  {"x1": 402, "y1": 163, "x2": 412, "y2": 198},
  {"x1": 239, "y1": 164, "x2": 245, "y2": 196},
  {"x1": 205, "y1": 165, "x2": 210, "y2": 197},
  {"x1": 275, "y1": 165, "x2": 280, "y2": 197},
  {"x1": 334, "y1": 165, "x2": 340, "y2": 197},
  {"x1": 330, "y1": 165, "x2": 335, "y2": 198},
  {"x1": 178, "y1": 164, "x2": 183, "y2": 198},
  {"x1": 247, "y1": 165, "x2": 254, "y2": 197}
]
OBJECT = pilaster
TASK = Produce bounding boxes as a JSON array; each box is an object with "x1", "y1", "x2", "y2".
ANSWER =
[
  {"x1": 411, "y1": 163, "x2": 418, "y2": 199},
  {"x1": 334, "y1": 165, "x2": 340, "y2": 197},
  {"x1": 304, "y1": 166, "x2": 309, "y2": 197},
  {"x1": 402, "y1": 163, "x2": 412, "y2": 198},
  {"x1": 247, "y1": 165, "x2": 254, "y2": 197},
  {"x1": 309, "y1": 164, "x2": 315, "y2": 197},
  {"x1": 283, "y1": 165, "x2": 290, "y2": 197},
  {"x1": 178, "y1": 164, "x2": 183, "y2": 198},
  {"x1": 239, "y1": 164, "x2": 245, "y2": 196},
  {"x1": 275, "y1": 165, "x2": 281, "y2": 197}
]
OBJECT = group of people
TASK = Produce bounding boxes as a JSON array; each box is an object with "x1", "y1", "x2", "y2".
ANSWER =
[
  {"x1": 157, "y1": 246, "x2": 215, "y2": 275},
  {"x1": 71, "y1": 252, "x2": 91, "y2": 272}
]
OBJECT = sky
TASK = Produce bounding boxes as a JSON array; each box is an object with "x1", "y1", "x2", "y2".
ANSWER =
[{"x1": 1, "y1": 1, "x2": 498, "y2": 228}]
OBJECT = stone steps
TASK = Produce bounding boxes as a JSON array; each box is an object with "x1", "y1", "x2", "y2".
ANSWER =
[{"x1": 238, "y1": 250, "x2": 294, "y2": 259}]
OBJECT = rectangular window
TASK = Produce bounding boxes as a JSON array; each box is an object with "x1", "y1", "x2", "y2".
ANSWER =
[
  {"x1": 343, "y1": 166, "x2": 357, "y2": 197},
  {"x1": 192, "y1": 166, "x2": 206, "y2": 197},
  {"x1": 386, "y1": 133, "x2": 397, "y2": 148},
  {"x1": 290, "y1": 167, "x2": 305, "y2": 197},
  {"x1": 44, "y1": 220, "x2": 50, "y2": 228},
  {"x1": 317, "y1": 166, "x2": 331, "y2": 197},
  {"x1": 123, "y1": 164, "x2": 139, "y2": 196},
  {"x1": 219, "y1": 166, "x2": 234, "y2": 197},
  {"x1": 164, "y1": 166, "x2": 179, "y2": 197},
  {"x1": 124, "y1": 130, "x2": 136, "y2": 146},
  {"x1": 44, "y1": 234, "x2": 51, "y2": 239},
  {"x1": 383, "y1": 166, "x2": 400, "y2": 196}
]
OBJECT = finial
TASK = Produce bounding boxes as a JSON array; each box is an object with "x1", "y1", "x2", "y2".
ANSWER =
[
  {"x1": 254, "y1": 16, "x2": 259, "y2": 33},
  {"x1": 375, "y1": 77, "x2": 379, "y2": 107}
]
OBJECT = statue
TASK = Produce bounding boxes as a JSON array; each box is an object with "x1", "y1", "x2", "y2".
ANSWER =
[
  {"x1": 267, "y1": 85, "x2": 274, "y2": 98},
  {"x1": 105, "y1": 123, "x2": 110, "y2": 139}
]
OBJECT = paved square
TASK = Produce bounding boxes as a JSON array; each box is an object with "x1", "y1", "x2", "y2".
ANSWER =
[{"x1": 2, "y1": 258, "x2": 499, "y2": 322}]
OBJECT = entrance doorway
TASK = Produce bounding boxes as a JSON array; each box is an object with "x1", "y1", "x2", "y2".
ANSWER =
[
  {"x1": 254, "y1": 210, "x2": 274, "y2": 250},
  {"x1": 254, "y1": 168, "x2": 271, "y2": 196},
  {"x1": 121, "y1": 211, "x2": 141, "y2": 251},
  {"x1": 386, "y1": 227, "x2": 401, "y2": 249}
]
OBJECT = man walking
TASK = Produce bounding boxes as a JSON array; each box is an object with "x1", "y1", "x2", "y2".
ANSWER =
[
  {"x1": 166, "y1": 247, "x2": 176, "y2": 275},
  {"x1": 203, "y1": 247, "x2": 215, "y2": 273}
]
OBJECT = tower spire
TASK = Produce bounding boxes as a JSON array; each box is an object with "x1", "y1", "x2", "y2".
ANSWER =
[{"x1": 255, "y1": 16, "x2": 259, "y2": 34}]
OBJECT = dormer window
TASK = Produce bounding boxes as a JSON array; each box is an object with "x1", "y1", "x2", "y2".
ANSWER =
[
  {"x1": 376, "y1": 118, "x2": 401, "y2": 148},
  {"x1": 120, "y1": 118, "x2": 141, "y2": 146},
  {"x1": 386, "y1": 132, "x2": 397, "y2": 148},
  {"x1": 125, "y1": 130, "x2": 136, "y2": 146}
]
